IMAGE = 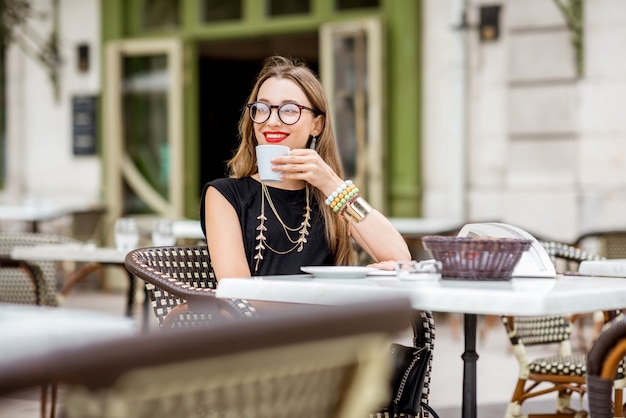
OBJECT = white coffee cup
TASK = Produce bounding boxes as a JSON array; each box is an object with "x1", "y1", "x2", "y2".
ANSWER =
[{"x1": 255, "y1": 145, "x2": 290, "y2": 182}]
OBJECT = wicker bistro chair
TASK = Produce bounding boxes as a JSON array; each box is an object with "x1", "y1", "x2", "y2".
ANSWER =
[
  {"x1": 0, "y1": 232, "x2": 83, "y2": 306},
  {"x1": 575, "y1": 231, "x2": 626, "y2": 260},
  {"x1": 500, "y1": 241, "x2": 613, "y2": 418},
  {"x1": 124, "y1": 245, "x2": 259, "y2": 328},
  {"x1": 0, "y1": 232, "x2": 84, "y2": 418},
  {"x1": 0, "y1": 298, "x2": 413, "y2": 418},
  {"x1": 502, "y1": 315, "x2": 586, "y2": 418},
  {"x1": 587, "y1": 315, "x2": 626, "y2": 418},
  {"x1": 542, "y1": 241, "x2": 605, "y2": 275}
]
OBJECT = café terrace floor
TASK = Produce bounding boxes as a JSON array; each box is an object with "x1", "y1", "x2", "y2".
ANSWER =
[{"x1": 0, "y1": 283, "x2": 591, "y2": 418}]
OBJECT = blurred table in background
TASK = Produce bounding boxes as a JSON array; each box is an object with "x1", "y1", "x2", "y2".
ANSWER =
[
  {"x1": 11, "y1": 244, "x2": 149, "y2": 330},
  {"x1": 389, "y1": 218, "x2": 462, "y2": 259},
  {"x1": 0, "y1": 202, "x2": 105, "y2": 237},
  {"x1": 172, "y1": 219, "x2": 204, "y2": 242},
  {"x1": 0, "y1": 303, "x2": 136, "y2": 366}
]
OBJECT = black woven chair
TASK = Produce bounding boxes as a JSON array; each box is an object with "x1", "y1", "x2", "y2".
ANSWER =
[
  {"x1": 499, "y1": 241, "x2": 610, "y2": 418},
  {"x1": 371, "y1": 309, "x2": 437, "y2": 418},
  {"x1": 124, "y1": 245, "x2": 259, "y2": 328},
  {"x1": 413, "y1": 310, "x2": 436, "y2": 417}
]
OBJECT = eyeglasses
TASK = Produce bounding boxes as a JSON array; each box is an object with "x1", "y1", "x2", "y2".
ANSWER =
[{"x1": 246, "y1": 101, "x2": 318, "y2": 125}]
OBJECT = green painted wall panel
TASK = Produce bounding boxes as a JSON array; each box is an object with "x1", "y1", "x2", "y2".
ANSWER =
[{"x1": 384, "y1": 0, "x2": 421, "y2": 217}]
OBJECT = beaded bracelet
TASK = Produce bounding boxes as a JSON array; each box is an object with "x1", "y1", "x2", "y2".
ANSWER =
[
  {"x1": 331, "y1": 187, "x2": 359, "y2": 213},
  {"x1": 330, "y1": 185, "x2": 358, "y2": 212},
  {"x1": 325, "y1": 180, "x2": 353, "y2": 206}
]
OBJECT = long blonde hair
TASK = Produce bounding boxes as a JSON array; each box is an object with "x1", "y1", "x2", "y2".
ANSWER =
[{"x1": 228, "y1": 56, "x2": 355, "y2": 266}]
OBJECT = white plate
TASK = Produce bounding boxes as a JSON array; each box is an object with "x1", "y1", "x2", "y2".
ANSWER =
[{"x1": 300, "y1": 266, "x2": 378, "y2": 279}]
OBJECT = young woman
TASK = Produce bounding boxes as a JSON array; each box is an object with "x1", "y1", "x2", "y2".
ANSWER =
[{"x1": 201, "y1": 55, "x2": 410, "y2": 280}]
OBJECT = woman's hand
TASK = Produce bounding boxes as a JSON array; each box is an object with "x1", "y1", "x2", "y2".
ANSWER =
[
  {"x1": 367, "y1": 260, "x2": 398, "y2": 271},
  {"x1": 271, "y1": 149, "x2": 343, "y2": 196}
]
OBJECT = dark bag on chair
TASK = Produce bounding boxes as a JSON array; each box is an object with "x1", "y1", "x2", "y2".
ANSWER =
[{"x1": 386, "y1": 343, "x2": 440, "y2": 418}]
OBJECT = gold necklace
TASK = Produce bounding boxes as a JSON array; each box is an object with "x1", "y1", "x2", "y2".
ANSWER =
[{"x1": 254, "y1": 183, "x2": 311, "y2": 272}]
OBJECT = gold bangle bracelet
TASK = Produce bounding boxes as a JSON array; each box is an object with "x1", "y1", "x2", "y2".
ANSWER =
[{"x1": 343, "y1": 196, "x2": 373, "y2": 223}]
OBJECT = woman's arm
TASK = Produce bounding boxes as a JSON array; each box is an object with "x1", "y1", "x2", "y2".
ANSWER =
[
  {"x1": 347, "y1": 210, "x2": 411, "y2": 264},
  {"x1": 204, "y1": 186, "x2": 252, "y2": 281},
  {"x1": 274, "y1": 149, "x2": 411, "y2": 265}
]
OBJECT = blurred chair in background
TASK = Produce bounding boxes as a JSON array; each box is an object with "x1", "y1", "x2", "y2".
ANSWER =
[
  {"x1": 0, "y1": 232, "x2": 84, "y2": 306},
  {"x1": 501, "y1": 314, "x2": 586, "y2": 418},
  {"x1": 575, "y1": 230, "x2": 626, "y2": 260},
  {"x1": 499, "y1": 241, "x2": 611, "y2": 418},
  {"x1": 542, "y1": 241, "x2": 613, "y2": 350},
  {"x1": 0, "y1": 232, "x2": 85, "y2": 418}
]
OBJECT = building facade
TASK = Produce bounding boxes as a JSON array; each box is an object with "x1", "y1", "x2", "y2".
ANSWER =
[{"x1": 1, "y1": 0, "x2": 625, "y2": 243}]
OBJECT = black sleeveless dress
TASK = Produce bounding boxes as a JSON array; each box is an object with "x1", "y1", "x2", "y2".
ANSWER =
[{"x1": 200, "y1": 177, "x2": 334, "y2": 276}]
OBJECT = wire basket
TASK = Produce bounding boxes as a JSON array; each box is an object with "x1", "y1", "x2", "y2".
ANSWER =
[{"x1": 421, "y1": 236, "x2": 532, "y2": 280}]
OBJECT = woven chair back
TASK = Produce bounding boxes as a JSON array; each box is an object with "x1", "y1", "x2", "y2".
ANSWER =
[
  {"x1": 0, "y1": 232, "x2": 81, "y2": 306},
  {"x1": 413, "y1": 310, "x2": 435, "y2": 416},
  {"x1": 575, "y1": 231, "x2": 626, "y2": 260},
  {"x1": 128, "y1": 246, "x2": 216, "y2": 326},
  {"x1": 125, "y1": 246, "x2": 258, "y2": 328},
  {"x1": 503, "y1": 315, "x2": 572, "y2": 346}
]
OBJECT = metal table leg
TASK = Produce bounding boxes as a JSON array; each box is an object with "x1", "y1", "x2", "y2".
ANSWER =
[
  {"x1": 462, "y1": 313, "x2": 479, "y2": 418},
  {"x1": 125, "y1": 272, "x2": 135, "y2": 317}
]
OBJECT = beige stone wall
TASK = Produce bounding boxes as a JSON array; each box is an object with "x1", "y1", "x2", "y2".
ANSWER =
[
  {"x1": 1, "y1": 0, "x2": 101, "y2": 206},
  {"x1": 577, "y1": 0, "x2": 626, "y2": 234},
  {"x1": 423, "y1": 0, "x2": 626, "y2": 242}
]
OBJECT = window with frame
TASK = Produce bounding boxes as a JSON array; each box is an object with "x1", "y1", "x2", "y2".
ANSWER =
[
  {"x1": 142, "y1": 0, "x2": 180, "y2": 29},
  {"x1": 267, "y1": 0, "x2": 311, "y2": 16},
  {"x1": 200, "y1": 0, "x2": 242, "y2": 22}
]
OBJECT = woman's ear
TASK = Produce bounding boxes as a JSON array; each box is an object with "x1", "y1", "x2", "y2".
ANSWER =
[{"x1": 312, "y1": 115, "x2": 324, "y2": 137}]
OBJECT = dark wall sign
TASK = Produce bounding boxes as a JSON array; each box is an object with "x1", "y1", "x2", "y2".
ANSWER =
[{"x1": 72, "y1": 95, "x2": 98, "y2": 155}]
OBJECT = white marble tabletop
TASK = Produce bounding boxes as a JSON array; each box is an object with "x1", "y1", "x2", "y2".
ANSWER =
[
  {"x1": 11, "y1": 244, "x2": 127, "y2": 264},
  {"x1": 215, "y1": 273, "x2": 626, "y2": 317},
  {"x1": 0, "y1": 304, "x2": 136, "y2": 365}
]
